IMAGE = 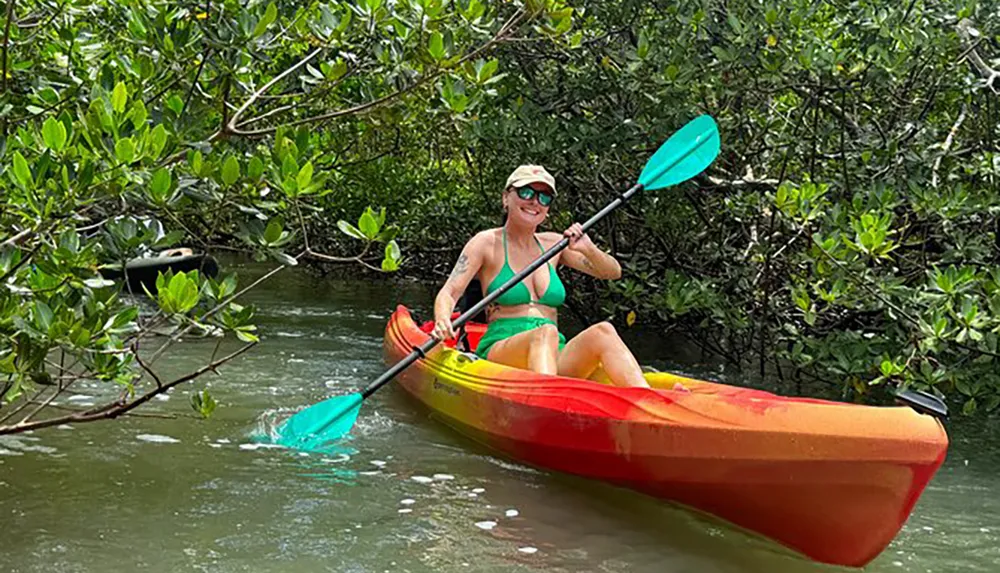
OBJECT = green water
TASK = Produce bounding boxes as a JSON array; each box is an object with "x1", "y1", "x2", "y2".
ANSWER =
[{"x1": 2, "y1": 261, "x2": 999, "y2": 572}]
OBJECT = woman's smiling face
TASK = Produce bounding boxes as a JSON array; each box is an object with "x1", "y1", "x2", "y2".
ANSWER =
[{"x1": 505, "y1": 183, "x2": 553, "y2": 226}]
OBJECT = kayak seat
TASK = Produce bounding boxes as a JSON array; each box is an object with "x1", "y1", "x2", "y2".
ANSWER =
[{"x1": 454, "y1": 278, "x2": 487, "y2": 353}]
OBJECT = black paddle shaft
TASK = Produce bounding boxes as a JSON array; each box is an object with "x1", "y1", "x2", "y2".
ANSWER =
[{"x1": 361, "y1": 183, "x2": 644, "y2": 399}]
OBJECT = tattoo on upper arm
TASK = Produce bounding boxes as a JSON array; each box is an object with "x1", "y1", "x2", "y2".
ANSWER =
[{"x1": 449, "y1": 253, "x2": 470, "y2": 281}]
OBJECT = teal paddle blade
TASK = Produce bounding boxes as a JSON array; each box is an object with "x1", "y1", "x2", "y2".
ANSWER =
[
  {"x1": 275, "y1": 392, "x2": 363, "y2": 451},
  {"x1": 639, "y1": 115, "x2": 720, "y2": 191}
]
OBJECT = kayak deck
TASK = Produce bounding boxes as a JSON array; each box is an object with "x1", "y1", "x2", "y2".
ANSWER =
[{"x1": 383, "y1": 305, "x2": 948, "y2": 567}]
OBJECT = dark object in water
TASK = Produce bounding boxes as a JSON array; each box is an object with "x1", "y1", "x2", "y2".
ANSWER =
[{"x1": 101, "y1": 251, "x2": 219, "y2": 293}]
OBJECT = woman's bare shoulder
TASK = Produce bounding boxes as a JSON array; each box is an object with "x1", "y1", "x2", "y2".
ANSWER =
[
  {"x1": 465, "y1": 228, "x2": 502, "y2": 256},
  {"x1": 470, "y1": 228, "x2": 501, "y2": 246}
]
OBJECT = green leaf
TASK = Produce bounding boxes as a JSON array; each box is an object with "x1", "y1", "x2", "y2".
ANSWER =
[
  {"x1": 42, "y1": 117, "x2": 68, "y2": 151},
  {"x1": 150, "y1": 168, "x2": 172, "y2": 202},
  {"x1": 166, "y1": 94, "x2": 184, "y2": 115},
  {"x1": 235, "y1": 329, "x2": 260, "y2": 343},
  {"x1": 254, "y1": 3, "x2": 278, "y2": 37},
  {"x1": 281, "y1": 154, "x2": 298, "y2": 179},
  {"x1": 963, "y1": 397, "x2": 977, "y2": 415},
  {"x1": 248, "y1": 156, "x2": 265, "y2": 180},
  {"x1": 147, "y1": 124, "x2": 168, "y2": 159},
  {"x1": 12, "y1": 151, "x2": 32, "y2": 189},
  {"x1": 381, "y1": 240, "x2": 402, "y2": 271},
  {"x1": 478, "y1": 59, "x2": 498, "y2": 83},
  {"x1": 337, "y1": 220, "x2": 366, "y2": 240},
  {"x1": 359, "y1": 209, "x2": 379, "y2": 239},
  {"x1": 131, "y1": 100, "x2": 148, "y2": 129},
  {"x1": 111, "y1": 306, "x2": 139, "y2": 329},
  {"x1": 386, "y1": 239, "x2": 401, "y2": 261},
  {"x1": 222, "y1": 156, "x2": 241, "y2": 186},
  {"x1": 428, "y1": 32, "x2": 445, "y2": 60},
  {"x1": 111, "y1": 82, "x2": 128, "y2": 114},
  {"x1": 263, "y1": 218, "x2": 283, "y2": 244},
  {"x1": 637, "y1": 30, "x2": 650, "y2": 59},
  {"x1": 271, "y1": 250, "x2": 298, "y2": 266},
  {"x1": 190, "y1": 149, "x2": 204, "y2": 174},
  {"x1": 34, "y1": 301, "x2": 54, "y2": 332},
  {"x1": 296, "y1": 161, "x2": 314, "y2": 190},
  {"x1": 115, "y1": 138, "x2": 136, "y2": 163},
  {"x1": 191, "y1": 389, "x2": 217, "y2": 419}
]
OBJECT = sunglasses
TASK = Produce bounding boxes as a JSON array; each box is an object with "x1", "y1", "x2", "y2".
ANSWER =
[{"x1": 514, "y1": 184, "x2": 555, "y2": 207}]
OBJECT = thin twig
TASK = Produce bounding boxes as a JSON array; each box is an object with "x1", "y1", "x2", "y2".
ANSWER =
[
  {"x1": 29, "y1": 402, "x2": 179, "y2": 419},
  {"x1": 226, "y1": 47, "x2": 324, "y2": 131},
  {"x1": 931, "y1": 104, "x2": 967, "y2": 188},
  {"x1": 1, "y1": 227, "x2": 33, "y2": 247},
  {"x1": 0, "y1": 343, "x2": 254, "y2": 434},
  {"x1": 134, "y1": 349, "x2": 162, "y2": 389}
]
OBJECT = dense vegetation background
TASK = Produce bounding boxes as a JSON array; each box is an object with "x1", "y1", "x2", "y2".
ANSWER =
[{"x1": 3, "y1": 0, "x2": 999, "y2": 432}]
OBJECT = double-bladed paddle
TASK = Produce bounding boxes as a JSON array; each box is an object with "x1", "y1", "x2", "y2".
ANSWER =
[{"x1": 273, "y1": 115, "x2": 722, "y2": 451}]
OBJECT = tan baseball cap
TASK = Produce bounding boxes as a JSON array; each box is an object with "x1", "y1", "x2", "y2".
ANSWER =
[{"x1": 505, "y1": 165, "x2": 556, "y2": 193}]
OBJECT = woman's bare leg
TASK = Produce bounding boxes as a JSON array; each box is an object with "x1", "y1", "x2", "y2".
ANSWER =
[
  {"x1": 557, "y1": 322, "x2": 649, "y2": 388},
  {"x1": 486, "y1": 324, "x2": 560, "y2": 374}
]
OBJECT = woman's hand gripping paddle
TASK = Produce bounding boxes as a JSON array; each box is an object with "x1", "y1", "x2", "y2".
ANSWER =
[{"x1": 274, "y1": 115, "x2": 722, "y2": 451}]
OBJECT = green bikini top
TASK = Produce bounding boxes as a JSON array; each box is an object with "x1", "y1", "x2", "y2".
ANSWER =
[{"x1": 485, "y1": 228, "x2": 566, "y2": 308}]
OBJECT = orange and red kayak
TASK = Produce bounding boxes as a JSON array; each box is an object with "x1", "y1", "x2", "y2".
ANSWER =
[{"x1": 383, "y1": 306, "x2": 948, "y2": 567}]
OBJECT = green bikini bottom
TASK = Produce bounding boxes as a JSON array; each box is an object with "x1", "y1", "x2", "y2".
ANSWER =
[{"x1": 474, "y1": 316, "x2": 567, "y2": 360}]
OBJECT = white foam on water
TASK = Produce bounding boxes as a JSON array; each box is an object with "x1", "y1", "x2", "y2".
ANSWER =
[
  {"x1": 371, "y1": 460, "x2": 386, "y2": 467},
  {"x1": 468, "y1": 493, "x2": 478, "y2": 498},
  {"x1": 275, "y1": 331, "x2": 307, "y2": 338},
  {"x1": 474, "y1": 521, "x2": 497, "y2": 530},
  {"x1": 411, "y1": 476, "x2": 433, "y2": 484},
  {"x1": 208, "y1": 444, "x2": 222, "y2": 449},
  {"x1": 238, "y1": 443, "x2": 284, "y2": 451},
  {"x1": 398, "y1": 508, "x2": 412, "y2": 514},
  {"x1": 67, "y1": 395, "x2": 92, "y2": 402},
  {"x1": 471, "y1": 487, "x2": 485, "y2": 494},
  {"x1": 57, "y1": 425, "x2": 73, "y2": 430},
  {"x1": 433, "y1": 473, "x2": 454, "y2": 481},
  {"x1": 155, "y1": 394, "x2": 170, "y2": 401},
  {"x1": 359, "y1": 471, "x2": 381, "y2": 476},
  {"x1": 400, "y1": 499, "x2": 415, "y2": 505},
  {"x1": 352, "y1": 411, "x2": 396, "y2": 437},
  {"x1": 0, "y1": 436, "x2": 57, "y2": 455},
  {"x1": 136, "y1": 434, "x2": 180, "y2": 444},
  {"x1": 0, "y1": 448, "x2": 23, "y2": 456},
  {"x1": 216, "y1": 439, "x2": 231, "y2": 444},
  {"x1": 517, "y1": 547, "x2": 538, "y2": 555},
  {"x1": 505, "y1": 509, "x2": 519, "y2": 518}
]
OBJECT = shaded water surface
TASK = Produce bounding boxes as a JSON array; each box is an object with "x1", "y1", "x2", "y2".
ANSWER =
[{"x1": 2, "y1": 261, "x2": 998, "y2": 572}]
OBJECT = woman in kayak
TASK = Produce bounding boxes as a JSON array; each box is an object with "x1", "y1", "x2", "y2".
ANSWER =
[{"x1": 431, "y1": 165, "x2": 650, "y2": 389}]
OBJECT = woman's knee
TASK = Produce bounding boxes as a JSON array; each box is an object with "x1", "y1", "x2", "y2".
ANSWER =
[
  {"x1": 587, "y1": 321, "x2": 618, "y2": 338},
  {"x1": 532, "y1": 324, "x2": 561, "y2": 346},
  {"x1": 585, "y1": 321, "x2": 623, "y2": 348}
]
